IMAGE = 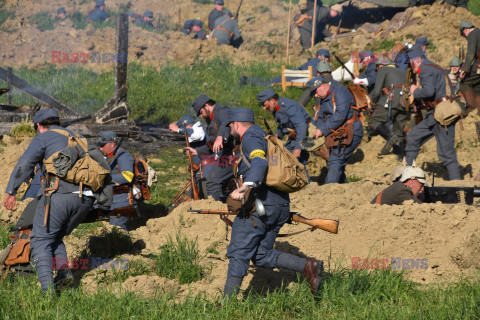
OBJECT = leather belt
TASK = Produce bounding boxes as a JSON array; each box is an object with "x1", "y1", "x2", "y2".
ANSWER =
[
  {"x1": 382, "y1": 84, "x2": 404, "y2": 95},
  {"x1": 346, "y1": 114, "x2": 360, "y2": 124},
  {"x1": 423, "y1": 96, "x2": 455, "y2": 109}
]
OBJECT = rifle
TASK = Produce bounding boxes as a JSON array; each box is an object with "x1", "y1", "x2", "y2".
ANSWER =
[
  {"x1": 82, "y1": 206, "x2": 138, "y2": 224},
  {"x1": 333, "y1": 52, "x2": 355, "y2": 80},
  {"x1": 187, "y1": 209, "x2": 339, "y2": 234},
  {"x1": 336, "y1": 0, "x2": 352, "y2": 36},
  {"x1": 263, "y1": 117, "x2": 273, "y2": 135},
  {"x1": 423, "y1": 186, "x2": 480, "y2": 205},
  {"x1": 106, "y1": 133, "x2": 127, "y2": 165},
  {"x1": 387, "y1": 84, "x2": 394, "y2": 122},
  {"x1": 234, "y1": 0, "x2": 244, "y2": 21},
  {"x1": 184, "y1": 128, "x2": 199, "y2": 200}
]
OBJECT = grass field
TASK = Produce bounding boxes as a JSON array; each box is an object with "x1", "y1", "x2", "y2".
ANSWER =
[{"x1": 1, "y1": 62, "x2": 480, "y2": 319}]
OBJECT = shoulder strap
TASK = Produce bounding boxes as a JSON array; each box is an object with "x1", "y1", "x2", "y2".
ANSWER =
[
  {"x1": 214, "y1": 18, "x2": 234, "y2": 38},
  {"x1": 424, "y1": 63, "x2": 454, "y2": 97}
]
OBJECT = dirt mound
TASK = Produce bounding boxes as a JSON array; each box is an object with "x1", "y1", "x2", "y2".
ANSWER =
[{"x1": 2, "y1": 1, "x2": 479, "y2": 71}]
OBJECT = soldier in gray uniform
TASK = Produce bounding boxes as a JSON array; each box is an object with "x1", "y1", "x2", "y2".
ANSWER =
[
  {"x1": 371, "y1": 167, "x2": 425, "y2": 205},
  {"x1": 86, "y1": 0, "x2": 109, "y2": 23},
  {"x1": 310, "y1": 78, "x2": 364, "y2": 184},
  {"x1": 139, "y1": 11, "x2": 154, "y2": 29},
  {"x1": 405, "y1": 47, "x2": 461, "y2": 180},
  {"x1": 298, "y1": 60, "x2": 335, "y2": 107},
  {"x1": 368, "y1": 56, "x2": 409, "y2": 159},
  {"x1": 3, "y1": 109, "x2": 111, "y2": 294},
  {"x1": 224, "y1": 107, "x2": 323, "y2": 298},
  {"x1": 459, "y1": 20, "x2": 480, "y2": 115},
  {"x1": 296, "y1": 3, "x2": 341, "y2": 50},
  {"x1": 56, "y1": 7, "x2": 67, "y2": 20},
  {"x1": 256, "y1": 88, "x2": 311, "y2": 166},
  {"x1": 184, "y1": 94, "x2": 234, "y2": 202},
  {"x1": 211, "y1": 9, "x2": 241, "y2": 47},
  {"x1": 449, "y1": 56, "x2": 463, "y2": 94},
  {"x1": 208, "y1": 0, "x2": 224, "y2": 31},
  {"x1": 97, "y1": 131, "x2": 135, "y2": 231}
]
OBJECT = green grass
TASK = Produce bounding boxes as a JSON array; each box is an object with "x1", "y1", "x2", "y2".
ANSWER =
[
  {"x1": 9, "y1": 120, "x2": 36, "y2": 138},
  {"x1": 29, "y1": 11, "x2": 55, "y2": 31},
  {"x1": 0, "y1": 3, "x2": 15, "y2": 30},
  {"x1": 469, "y1": 0, "x2": 480, "y2": 15},
  {"x1": 0, "y1": 58, "x2": 306, "y2": 122},
  {"x1": 155, "y1": 232, "x2": 205, "y2": 284},
  {"x1": 347, "y1": 174, "x2": 362, "y2": 182}
]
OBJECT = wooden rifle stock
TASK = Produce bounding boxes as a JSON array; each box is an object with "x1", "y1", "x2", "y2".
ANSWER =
[
  {"x1": 185, "y1": 130, "x2": 199, "y2": 200},
  {"x1": 263, "y1": 117, "x2": 273, "y2": 135},
  {"x1": 187, "y1": 209, "x2": 339, "y2": 234}
]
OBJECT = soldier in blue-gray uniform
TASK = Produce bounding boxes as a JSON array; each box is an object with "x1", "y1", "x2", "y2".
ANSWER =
[
  {"x1": 3, "y1": 109, "x2": 111, "y2": 294},
  {"x1": 353, "y1": 51, "x2": 377, "y2": 90},
  {"x1": 212, "y1": 9, "x2": 241, "y2": 47},
  {"x1": 223, "y1": 107, "x2": 323, "y2": 297},
  {"x1": 240, "y1": 49, "x2": 330, "y2": 87},
  {"x1": 414, "y1": 37, "x2": 429, "y2": 54},
  {"x1": 184, "y1": 94, "x2": 234, "y2": 202},
  {"x1": 310, "y1": 77, "x2": 363, "y2": 184},
  {"x1": 298, "y1": 60, "x2": 335, "y2": 107},
  {"x1": 97, "y1": 131, "x2": 135, "y2": 230},
  {"x1": 181, "y1": 20, "x2": 193, "y2": 35},
  {"x1": 138, "y1": 11, "x2": 154, "y2": 29},
  {"x1": 256, "y1": 88, "x2": 311, "y2": 166},
  {"x1": 86, "y1": 0, "x2": 109, "y2": 23},
  {"x1": 208, "y1": 0, "x2": 224, "y2": 31},
  {"x1": 405, "y1": 47, "x2": 461, "y2": 180},
  {"x1": 192, "y1": 19, "x2": 207, "y2": 40}
]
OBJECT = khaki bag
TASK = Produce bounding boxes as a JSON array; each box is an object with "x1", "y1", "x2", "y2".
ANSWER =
[
  {"x1": 240, "y1": 135, "x2": 309, "y2": 193},
  {"x1": 294, "y1": 13, "x2": 312, "y2": 28},
  {"x1": 44, "y1": 129, "x2": 110, "y2": 192},
  {"x1": 425, "y1": 64, "x2": 462, "y2": 126}
]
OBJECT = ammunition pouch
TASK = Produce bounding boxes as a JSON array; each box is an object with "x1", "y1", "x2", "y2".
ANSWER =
[
  {"x1": 324, "y1": 114, "x2": 357, "y2": 151},
  {"x1": 4, "y1": 229, "x2": 31, "y2": 266}
]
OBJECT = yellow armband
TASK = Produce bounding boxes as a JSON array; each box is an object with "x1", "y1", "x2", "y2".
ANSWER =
[
  {"x1": 122, "y1": 171, "x2": 134, "y2": 183},
  {"x1": 249, "y1": 149, "x2": 266, "y2": 161}
]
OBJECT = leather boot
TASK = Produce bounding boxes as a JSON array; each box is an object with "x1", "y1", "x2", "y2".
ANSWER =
[
  {"x1": 303, "y1": 259, "x2": 324, "y2": 295},
  {"x1": 393, "y1": 139, "x2": 405, "y2": 162}
]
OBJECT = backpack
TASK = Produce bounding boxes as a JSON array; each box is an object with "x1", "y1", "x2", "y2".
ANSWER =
[
  {"x1": 43, "y1": 129, "x2": 110, "y2": 192},
  {"x1": 239, "y1": 135, "x2": 309, "y2": 193}
]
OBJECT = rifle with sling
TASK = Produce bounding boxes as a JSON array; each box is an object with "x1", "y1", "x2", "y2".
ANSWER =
[
  {"x1": 185, "y1": 129, "x2": 200, "y2": 200},
  {"x1": 187, "y1": 208, "x2": 339, "y2": 234},
  {"x1": 263, "y1": 117, "x2": 273, "y2": 135},
  {"x1": 333, "y1": 52, "x2": 355, "y2": 80},
  {"x1": 335, "y1": 0, "x2": 352, "y2": 36},
  {"x1": 234, "y1": 0, "x2": 244, "y2": 21}
]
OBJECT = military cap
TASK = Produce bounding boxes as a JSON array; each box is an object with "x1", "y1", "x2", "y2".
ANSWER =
[
  {"x1": 143, "y1": 11, "x2": 153, "y2": 18},
  {"x1": 184, "y1": 20, "x2": 193, "y2": 29},
  {"x1": 256, "y1": 88, "x2": 277, "y2": 106},
  {"x1": 306, "y1": 76, "x2": 328, "y2": 91},
  {"x1": 400, "y1": 167, "x2": 427, "y2": 184},
  {"x1": 192, "y1": 19, "x2": 203, "y2": 27},
  {"x1": 317, "y1": 48, "x2": 330, "y2": 59},
  {"x1": 459, "y1": 20, "x2": 475, "y2": 34},
  {"x1": 415, "y1": 37, "x2": 429, "y2": 47},
  {"x1": 191, "y1": 94, "x2": 212, "y2": 116},
  {"x1": 331, "y1": 3, "x2": 343, "y2": 13},
  {"x1": 176, "y1": 115, "x2": 196, "y2": 128},
  {"x1": 359, "y1": 51, "x2": 373, "y2": 60},
  {"x1": 33, "y1": 108, "x2": 59, "y2": 123},
  {"x1": 225, "y1": 107, "x2": 255, "y2": 126},
  {"x1": 97, "y1": 131, "x2": 117, "y2": 146},
  {"x1": 316, "y1": 61, "x2": 332, "y2": 73},
  {"x1": 376, "y1": 56, "x2": 392, "y2": 66},
  {"x1": 214, "y1": 0, "x2": 224, "y2": 5},
  {"x1": 223, "y1": 9, "x2": 232, "y2": 17},
  {"x1": 57, "y1": 7, "x2": 66, "y2": 15},
  {"x1": 450, "y1": 56, "x2": 462, "y2": 67},
  {"x1": 407, "y1": 46, "x2": 426, "y2": 60},
  {"x1": 96, "y1": 0, "x2": 105, "y2": 7}
]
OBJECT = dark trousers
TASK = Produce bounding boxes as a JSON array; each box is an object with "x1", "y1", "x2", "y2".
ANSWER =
[
  {"x1": 405, "y1": 112, "x2": 460, "y2": 180},
  {"x1": 369, "y1": 104, "x2": 410, "y2": 138},
  {"x1": 30, "y1": 193, "x2": 94, "y2": 293},
  {"x1": 204, "y1": 160, "x2": 234, "y2": 202},
  {"x1": 226, "y1": 204, "x2": 290, "y2": 278},
  {"x1": 325, "y1": 133, "x2": 363, "y2": 184}
]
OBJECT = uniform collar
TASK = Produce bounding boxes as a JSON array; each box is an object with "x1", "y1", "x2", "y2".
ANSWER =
[{"x1": 275, "y1": 105, "x2": 281, "y2": 113}]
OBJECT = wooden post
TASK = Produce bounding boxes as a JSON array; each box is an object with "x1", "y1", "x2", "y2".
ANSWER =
[
  {"x1": 286, "y1": 0, "x2": 292, "y2": 64},
  {"x1": 178, "y1": 9, "x2": 181, "y2": 31},
  {"x1": 281, "y1": 65, "x2": 287, "y2": 92},
  {"x1": 311, "y1": 0, "x2": 317, "y2": 48},
  {"x1": 115, "y1": 13, "x2": 128, "y2": 99},
  {"x1": 6, "y1": 67, "x2": 12, "y2": 105}
]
